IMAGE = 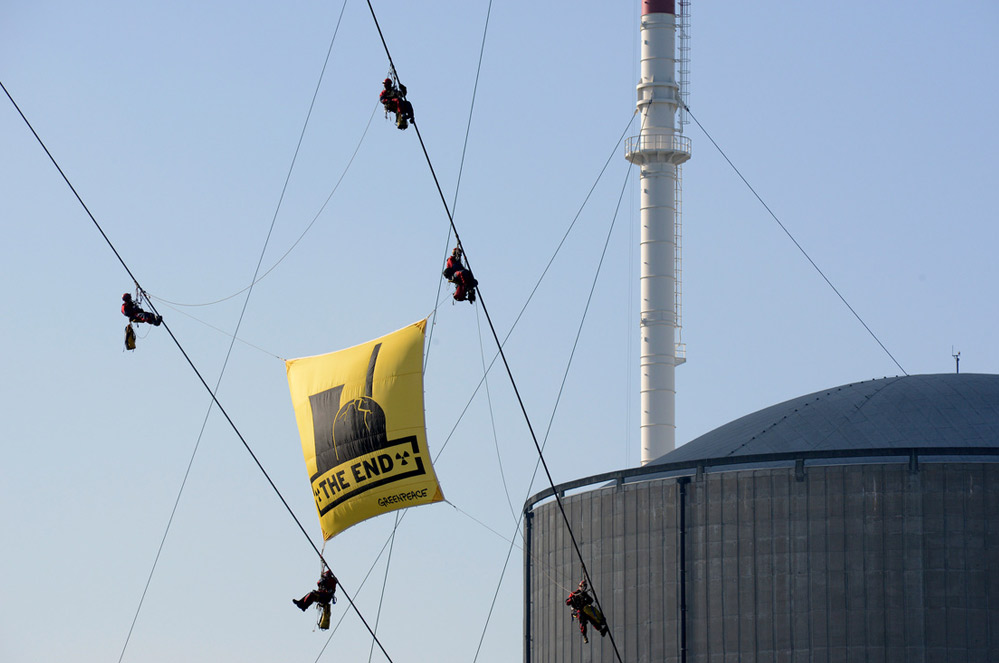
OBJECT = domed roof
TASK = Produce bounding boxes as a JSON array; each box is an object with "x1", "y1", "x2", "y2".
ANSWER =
[{"x1": 655, "y1": 373, "x2": 999, "y2": 465}]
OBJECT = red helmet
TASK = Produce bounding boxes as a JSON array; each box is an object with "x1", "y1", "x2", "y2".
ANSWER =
[
  {"x1": 122, "y1": 293, "x2": 132, "y2": 301},
  {"x1": 452, "y1": 247, "x2": 462, "y2": 257},
  {"x1": 383, "y1": 78, "x2": 392, "y2": 86}
]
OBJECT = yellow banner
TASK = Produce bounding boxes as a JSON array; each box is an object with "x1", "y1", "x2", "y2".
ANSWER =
[{"x1": 286, "y1": 320, "x2": 443, "y2": 540}]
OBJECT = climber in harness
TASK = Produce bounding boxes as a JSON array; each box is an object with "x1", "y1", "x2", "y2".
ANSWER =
[
  {"x1": 379, "y1": 76, "x2": 414, "y2": 130},
  {"x1": 121, "y1": 292, "x2": 161, "y2": 351},
  {"x1": 293, "y1": 568, "x2": 337, "y2": 611},
  {"x1": 442, "y1": 246, "x2": 477, "y2": 303},
  {"x1": 122, "y1": 292, "x2": 162, "y2": 326},
  {"x1": 565, "y1": 579, "x2": 607, "y2": 644}
]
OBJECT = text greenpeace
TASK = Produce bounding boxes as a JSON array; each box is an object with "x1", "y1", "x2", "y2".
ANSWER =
[
  {"x1": 378, "y1": 488, "x2": 429, "y2": 507},
  {"x1": 311, "y1": 437, "x2": 426, "y2": 515}
]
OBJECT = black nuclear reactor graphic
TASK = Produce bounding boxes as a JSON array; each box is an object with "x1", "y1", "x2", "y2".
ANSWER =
[{"x1": 306, "y1": 343, "x2": 427, "y2": 515}]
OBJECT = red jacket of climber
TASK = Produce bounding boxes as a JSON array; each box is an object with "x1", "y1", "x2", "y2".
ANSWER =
[
  {"x1": 442, "y1": 247, "x2": 477, "y2": 303},
  {"x1": 121, "y1": 293, "x2": 161, "y2": 326}
]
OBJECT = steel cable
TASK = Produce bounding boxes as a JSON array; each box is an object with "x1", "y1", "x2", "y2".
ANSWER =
[
  {"x1": 683, "y1": 102, "x2": 908, "y2": 376},
  {"x1": 360, "y1": 4, "x2": 626, "y2": 659},
  {"x1": 2, "y1": 69, "x2": 397, "y2": 663}
]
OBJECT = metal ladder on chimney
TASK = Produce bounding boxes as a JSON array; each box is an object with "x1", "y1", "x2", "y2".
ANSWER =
[{"x1": 674, "y1": 0, "x2": 690, "y2": 365}]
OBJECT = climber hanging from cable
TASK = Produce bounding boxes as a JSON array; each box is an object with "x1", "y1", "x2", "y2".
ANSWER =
[
  {"x1": 121, "y1": 291, "x2": 161, "y2": 351},
  {"x1": 293, "y1": 567, "x2": 337, "y2": 612},
  {"x1": 442, "y1": 246, "x2": 477, "y2": 303},
  {"x1": 565, "y1": 579, "x2": 607, "y2": 644},
  {"x1": 122, "y1": 292, "x2": 162, "y2": 326},
  {"x1": 379, "y1": 75, "x2": 414, "y2": 130}
]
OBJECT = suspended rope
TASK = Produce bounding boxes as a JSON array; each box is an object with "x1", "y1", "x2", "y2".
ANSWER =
[
  {"x1": 366, "y1": 511, "x2": 400, "y2": 663},
  {"x1": 470, "y1": 517, "x2": 519, "y2": 663},
  {"x1": 425, "y1": 0, "x2": 493, "y2": 365},
  {"x1": 314, "y1": 511, "x2": 410, "y2": 662},
  {"x1": 423, "y1": 289, "x2": 456, "y2": 372},
  {"x1": 151, "y1": 88, "x2": 377, "y2": 305},
  {"x1": 445, "y1": 499, "x2": 573, "y2": 594},
  {"x1": 407, "y1": 35, "x2": 634, "y2": 649},
  {"x1": 153, "y1": 301, "x2": 285, "y2": 360},
  {"x1": 682, "y1": 102, "x2": 908, "y2": 376},
  {"x1": 415, "y1": 117, "x2": 641, "y2": 663},
  {"x1": 117, "y1": 4, "x2": 355, "y2": 657},
  {"x1": 325, "y1": 3, "x2": 634, "y2": 652},
  {"x1": 2, "y1": 73, "x2": 397, "y2": 663},
  {"x1": 476, "y1": 303, "x2": 517, "y2": 525},
  {"x1": 431, "y1": 111, "x2": 636, "y2": 464},
  {"x1": 310, "y1": 127, "x2": 635, "y2": 654},
  {"x1": 469, "y1": 151, "x2": 635, "y2": 662},
  {"x1": 416, "y1": 124, "x2": 634, "y2": 661},
  {"x1": 419, "y1": 112, "x2": 638, "y2": 661}
]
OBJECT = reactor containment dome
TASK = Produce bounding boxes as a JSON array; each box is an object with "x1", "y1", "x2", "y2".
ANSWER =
[{"x1": 525, "y1": 373, "x2": 999, "y2": 663}]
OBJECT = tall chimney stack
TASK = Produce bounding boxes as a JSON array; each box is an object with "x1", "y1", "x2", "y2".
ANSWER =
[{"x1": 625, "y1": 0, "x2": 691, "y2": 464}]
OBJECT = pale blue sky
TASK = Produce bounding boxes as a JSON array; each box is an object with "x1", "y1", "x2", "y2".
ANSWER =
[{"x1": 2, "y1": 1, "x2": 997, "y2": 662}]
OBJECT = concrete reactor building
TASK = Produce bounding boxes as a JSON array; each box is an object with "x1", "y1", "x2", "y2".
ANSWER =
[
  {"x1": 526, "y1": 374, "x2": 999, "y2": 662},
  {"x1": 523, "y1": 2, "x2": 999, "y2": 662}
]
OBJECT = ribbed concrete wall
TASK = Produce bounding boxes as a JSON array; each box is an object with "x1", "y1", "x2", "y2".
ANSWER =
[
  {"x1": 528, "y1": 480, "x2": 681, "y2": 663},
  {"x1": 526, "y1": 463, "x2": 999, "y2": 663}
]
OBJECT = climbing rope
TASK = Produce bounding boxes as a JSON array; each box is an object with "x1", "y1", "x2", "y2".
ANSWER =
[
  {"x1": 430, "y1": 110, "x2": 636, "y2": 464},
  {"x1": 422, "y1": 110, "x2": 639, "y2": 660},
  {"x1": 476, "y1": 303, "x2": 517, "y2": 525},
  {"x1": 360, "y1": 7, "x2": 629, "y2": 660},
  {"x1": 366, "y1": 510, "x2": 400, "y2": 663},
  {"x1": 470, "y1": 145, "x2": 635, "y2": 663},
  {"x1": 445, "y1": 499, "x2": 574, "y2": 595},
  {"x1": 115, "y1": 3, "x2": 357, "y2": 658},
  {"x1": 2, "y1": 62, "x2": 398, "y2": 663},
  {"x1": 306, "y1": 113, "x2": 636, "y2": 655},
  {"x1": 150, "y1": 301, "x2": 285, "y2": 360},
  {"x1": 148, "y1": 100, "x2": 377, "y2": 308},
  {"x1": 682, "y1": 102, "x2": 908, "y2": 376},
  {"x1": 425, "y1": 0, "x2": 494, "y2": 367}
]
